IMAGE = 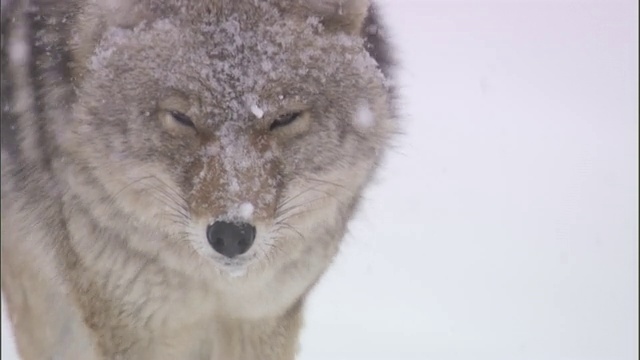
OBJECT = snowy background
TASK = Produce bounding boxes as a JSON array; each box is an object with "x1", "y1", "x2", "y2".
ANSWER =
[{"x1": 2, "y1": 0, "x2": 638, "y2": 359}]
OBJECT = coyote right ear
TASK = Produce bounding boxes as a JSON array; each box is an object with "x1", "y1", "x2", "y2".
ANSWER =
[
  {"x1": 296, "y1": 0, "x2": 370, "y2": 35},
  {"x1": 70, "y1": 0, "x2": 149, "y2": 82}
]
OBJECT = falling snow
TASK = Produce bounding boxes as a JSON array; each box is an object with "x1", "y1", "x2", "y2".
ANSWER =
[{"x1": 354, "y1": 102, "x2": 375, "y2": 129}]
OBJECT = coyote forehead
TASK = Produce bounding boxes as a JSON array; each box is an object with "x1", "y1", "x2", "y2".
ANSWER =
[{"x1": 89, "y1": 14, "x2": 385, "y2": 117}]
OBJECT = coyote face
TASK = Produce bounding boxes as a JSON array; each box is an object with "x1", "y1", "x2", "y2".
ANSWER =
[{"x1": 66, "y1": 1, "x2": 394, "y2": 289}]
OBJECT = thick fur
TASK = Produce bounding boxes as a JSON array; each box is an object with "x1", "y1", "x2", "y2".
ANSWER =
[{"x1": 0, "y1": 0, "x2": 397, "y2": 359}]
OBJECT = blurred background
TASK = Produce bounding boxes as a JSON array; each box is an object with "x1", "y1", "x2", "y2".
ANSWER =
[{"x1": 2, "y1": 0, "x2": 638, "y2": 359}]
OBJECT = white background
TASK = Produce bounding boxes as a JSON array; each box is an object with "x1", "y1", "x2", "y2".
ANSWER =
[{"x1": 2, "y1": 0, "x2": 638, "y2": 359}]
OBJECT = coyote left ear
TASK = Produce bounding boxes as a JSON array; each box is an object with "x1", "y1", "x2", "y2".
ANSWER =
[
  {"x1": 71, "y1": 0, "x2": 150, "y2": 83},
  {"x1": 300, "y1": 0, "x2": 370, "y2": 34}
]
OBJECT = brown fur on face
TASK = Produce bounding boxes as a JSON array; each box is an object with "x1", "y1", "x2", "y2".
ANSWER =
[
  {"x1": 1, "y1": 0, "x2": 398, "y2": 358},
  {"x1": 186, "y1": 129, "x2": 282, "y2": 222}
]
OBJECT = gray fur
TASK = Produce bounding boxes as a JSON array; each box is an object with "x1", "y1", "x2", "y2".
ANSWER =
[{"x1": 1, "y1": 0, "x2": 398, "y2": 358}]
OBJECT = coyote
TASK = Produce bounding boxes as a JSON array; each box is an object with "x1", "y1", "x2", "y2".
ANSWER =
[{"x1": 0, "y1": 0, "x2": 397, "y2": 358}]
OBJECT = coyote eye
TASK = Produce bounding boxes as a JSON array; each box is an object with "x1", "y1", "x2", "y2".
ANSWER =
[
  {"x1": 169, "y1": 111, "x2": 195, "y2": 128},
  {"x1": 270, "y1": 112, "x2": 303, "y2": 131}
]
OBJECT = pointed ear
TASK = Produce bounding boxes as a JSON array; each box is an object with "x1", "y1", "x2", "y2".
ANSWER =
[
  {"x1": 299, "y1": 0, "x2": 371, "y2": 35},
  {"x1": 71, "y1": 0, "x2": 149, "y2": 82}
]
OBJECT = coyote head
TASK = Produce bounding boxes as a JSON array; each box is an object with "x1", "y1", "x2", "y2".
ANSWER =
[{"x1": 64, "y1": 0, "x2": 395, "y2": 308}]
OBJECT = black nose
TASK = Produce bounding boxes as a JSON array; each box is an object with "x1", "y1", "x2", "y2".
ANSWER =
[{"x1": 206, "y1": 221, "x2": 256, "y2": 258}]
